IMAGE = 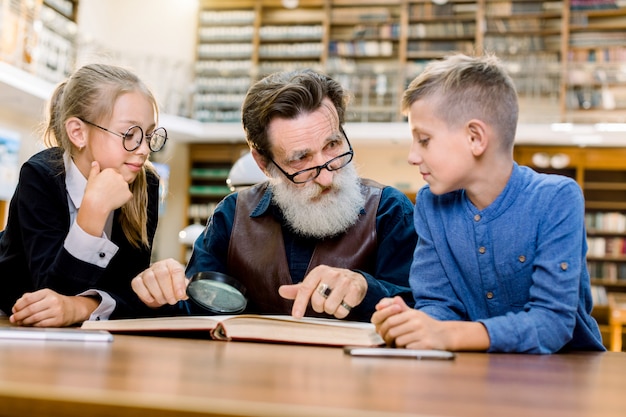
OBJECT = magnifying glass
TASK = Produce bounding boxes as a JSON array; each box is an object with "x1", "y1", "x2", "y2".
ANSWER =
[{"x1": 186, "y1": 271, "x2": 248, "y2": 314}]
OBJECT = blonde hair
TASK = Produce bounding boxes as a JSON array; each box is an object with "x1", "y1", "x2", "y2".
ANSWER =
[
  {"x1": 44, "y1": 63, "x2": 159, "y2": 249},
  {"x1": 402, "y1": 53, "x2": 519, "y2": 151}
]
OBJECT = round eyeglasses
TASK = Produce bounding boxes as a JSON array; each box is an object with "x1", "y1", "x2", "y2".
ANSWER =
[
  {"x1": 269, "y1": 133, "x2": 354, "y2": 184},
  {"x1": 79, "y1": 118, "x2": 167, "y2": 152}
]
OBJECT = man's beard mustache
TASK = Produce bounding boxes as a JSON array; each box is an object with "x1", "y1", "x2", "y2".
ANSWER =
[{"x1": 268, "y1": 163, "x2": 365, "y2": 239}]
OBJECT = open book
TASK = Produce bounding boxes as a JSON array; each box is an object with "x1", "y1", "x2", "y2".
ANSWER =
[{"x1": 81, "y1": 315, "x2": 384, "y2": 347}]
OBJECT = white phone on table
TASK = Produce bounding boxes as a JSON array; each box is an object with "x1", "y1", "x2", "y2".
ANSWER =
[{"x1": 344, "y1": 346, "x2": 455, "y2": 360}]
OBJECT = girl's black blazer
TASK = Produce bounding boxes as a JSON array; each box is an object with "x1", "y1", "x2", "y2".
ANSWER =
[{"x1": 0, "y1": 147, "x2": 163, "y2": 318}]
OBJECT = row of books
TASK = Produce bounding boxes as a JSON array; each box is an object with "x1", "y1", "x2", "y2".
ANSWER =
[
  {"x1": 569, "y1": 32, "x2": 626, "y2": 48},
  {"x1": 199, "y1": 26, "x2": 254, "y2": 42},
  {"x1": 193, "y1": 93, "x2": 247, "y2": 108},
  {"x1": 350, "y1": 23, "x2": 401, "y2": 40},
  {"x1": 192, "y1": 109, "x2": 241, "y2": 123},
  {"x1": 590, "y1": 284, "x2": 609, "y2": 306},
  {"x1": 408, "y1": 22, "x2": 476, "y2": 38},
  {"x1": 260, "y1": 25, "x2": 324, "y2": 41},
  {"x1": 571, "y1": 0, "x2": 619, "y2": 10},
  {"x1": 586, "y1": 212, "x2": 626, "y2": 233},
  {"x1": 328, "y1": 40, "x2": 394, "y2": 58},
  {"x1": 588, "y1": 261, "x2": 626, "y2": 282},
  {"x1": 196, "y1": 77, "x2": 251, "y2": 94},
  {"x1": 188, "y1": 203, "x2": 219, "y2": 221},
  {"x1": 485, "y1": 17, "x2": 561, "y2": 33},
  {"x1": 195, "y1": 60, "x2": 252, "y2": 75},
  {"x1": 331, "y1": 7, "x2": 391, "y2": 23},
  {"x1": 259, "y1": 43, "x2": 324, "y2": 59},
  {"x1": 199, "y1": 10, "x2": 255, "y2": 25},
  {"x1": 407, "y1": 40, "x2": 474, "y2": 54},
  {"x1": 409, "y1": 2, "x2": 477, "y2": 19},
  {"x1": 197, "y1": 44, "x2": 254, "y2": 59},
  {"x1": 588, "y1": 237, "x2": 626, "y2": 258},
  {"x1": 483, "y1": 35, "x2": 555, "y2": 54},
  {"x1": 484, "y1": 0, "x2": 555, "y2": 16},
  {"x1": 568, "y1": 46, "x2": 626, "y2": 63}
]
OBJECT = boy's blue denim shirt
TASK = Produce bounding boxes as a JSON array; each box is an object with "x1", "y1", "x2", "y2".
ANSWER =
[{"x1": 411, "y1": 163, "x2": 605, "y2": 353}]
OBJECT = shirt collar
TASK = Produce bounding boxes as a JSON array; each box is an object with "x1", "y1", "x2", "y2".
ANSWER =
[
  {"x1": 64, "y1": 152, "x2": 87, "y2": 209},
  {"x1": 249, "y1": 182, "x2": 273, "y2": 218}
]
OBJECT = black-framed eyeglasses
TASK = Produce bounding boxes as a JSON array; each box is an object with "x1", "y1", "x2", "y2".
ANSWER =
[
  {"x1": 269, "y1": 128, "x2": 354, "y2": 184},
  {"x1": 79, "y1": 118, "x2": 167, "y2": 152}
]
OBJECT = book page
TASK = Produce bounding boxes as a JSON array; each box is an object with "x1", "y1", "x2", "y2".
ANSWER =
[
  {"x1": 217, "y1": 315, "x2": 384, "y2": 347},
  {"x1": 81, "y1": 315, "x2": 223, "y2": 332},
  {"x1": 81, "y1": 314, "x2": 385, "y2": 347}
]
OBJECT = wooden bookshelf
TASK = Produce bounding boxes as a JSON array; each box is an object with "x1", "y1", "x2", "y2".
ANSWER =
[
  {"x1": 194, "y1": 0, "x2": 626, "y2": 124},
  {"x1": 182, "y1": 143, "x2": 249, "y2": 262},
  {"x1": 514, "y1": 145, "x2": 626, "y2": 319},
  {"x1": 0, "y1": 0, "x2": 79, "y2": 83},
  {"x1": 327, "y1": 1, "x2": 404, "y2": 122},
  {"x1": 194, "y1": 2, "x2": 257, "y2": 122},
  {"x1": 562, "y1": 1, "x2": 626, "y2": 123}
]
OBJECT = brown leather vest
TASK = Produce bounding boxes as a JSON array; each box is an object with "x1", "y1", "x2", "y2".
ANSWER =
[{"x1": 227, "y1": 179, "x2": 383, "y2": 315}]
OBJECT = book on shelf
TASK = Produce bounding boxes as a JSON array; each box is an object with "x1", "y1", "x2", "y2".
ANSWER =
[
  {"x1": 81, "y1": 314, "x2": 385, "y2": 347},
  {"x1": 591, "y1": 284, "x2": 609, "y2": 306}
]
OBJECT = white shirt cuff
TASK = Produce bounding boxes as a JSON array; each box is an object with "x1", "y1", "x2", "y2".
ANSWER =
[
  {"x1": 65, "y1": 222, "x2": 118, "y2": 268},
  {"x1": 79, "y1": 289, "x2": 116, "y2": 321}
]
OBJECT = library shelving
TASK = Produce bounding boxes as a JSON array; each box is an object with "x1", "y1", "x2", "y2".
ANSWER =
[
  {"x1": 194, "y1": 0, "x2": 626, "y2": 124},
  {"x1": 514, "y1": 145, "x2": 626, "y2": 294},
  {"x1": 482, "y1": 0, "x2": 563, "y2": 116},
  {"x1": 256, "y1": 2, "x2": 326, "y2": 78},
  {"x1": 326, "y1": 0, "x2": 404, "y2": 122},
  {"x1": 514, "y1": 144, "x2": 626, "y2": 346},
  {"x1": 194, "y1": 4, "x2": 256, "y2": 122},
  {"x1": 0, "y1": 0, "x2": 79, "y2": 83},
  {"x1": 182, "y1": 143, "x2": 249, "y2": 261},
  {"x1": 562, "y1": 2, "x2": 626, "y2": 122}
]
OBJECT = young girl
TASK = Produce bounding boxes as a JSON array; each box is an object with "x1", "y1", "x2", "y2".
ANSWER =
[{"x1": 0, "y1": 63, "x2": 168, "y2": 327}]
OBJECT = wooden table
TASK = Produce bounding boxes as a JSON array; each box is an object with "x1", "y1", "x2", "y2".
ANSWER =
[{"x1": 0, "y1": 330, "x2": 625, "y2": 417}]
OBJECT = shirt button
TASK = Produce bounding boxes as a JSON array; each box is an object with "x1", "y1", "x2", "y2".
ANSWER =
[
  {"x1": 474, "y1": 214, "x2": 481, "y2": 222},
  {"x1": 518, "y1": 255, "x2": 526, "y2": 263},
  {"x1": 478, "y1": 246, "x2": 486, "y2": 254},
  {"x1": 99, "y1": 252, "x2": 106, "y2": 258},
  {"x1": 486, "y1": 292, "x2": 494, "y2": 299},
  {"x1": 560, "y1": 262, "x2": 568, "y2": 271}
]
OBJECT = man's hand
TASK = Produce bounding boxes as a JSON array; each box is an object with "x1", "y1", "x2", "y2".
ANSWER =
[
  {"x1": 278, "y1": 265, "x2": 367, "y2": 319},
  {"x1": 10, "y1": 289, "x2": 99, "y2": 327},
  {"x1": 132, "y1": 258, "x2": 188, "y2": 308}
]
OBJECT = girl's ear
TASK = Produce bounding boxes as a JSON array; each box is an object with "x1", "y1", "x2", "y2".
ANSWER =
[
  {"x1": 467, "y1": 119, "x2": 488, "y2": 157},
  {"x1": 65, "y1": 117, "x2": 87, "y2": 150}
]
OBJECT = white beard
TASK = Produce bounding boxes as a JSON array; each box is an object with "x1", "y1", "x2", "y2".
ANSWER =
[{"x1": 268, "y1": 162, "x2": 365, "y2": 239}]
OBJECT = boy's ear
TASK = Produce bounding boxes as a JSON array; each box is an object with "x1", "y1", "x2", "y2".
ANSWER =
[
  {"x1": 65, "y1": 117, "x2": 87, "y2": 149},
  {"x1": 467, "y1": 120, "x2": 488, "y2": 156},
  {"x1": 250, "y1": 148, "x2": 270, "y2": 175}
]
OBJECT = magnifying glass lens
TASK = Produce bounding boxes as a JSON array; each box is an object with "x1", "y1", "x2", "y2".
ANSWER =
[{"x1": 186, "y1": 272, "x2": 247, "y2": 314}]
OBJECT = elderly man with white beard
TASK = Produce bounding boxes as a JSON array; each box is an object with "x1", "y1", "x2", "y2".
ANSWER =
[{"x1": 132, "y1": 69, "x2": 417, "y2": 322}]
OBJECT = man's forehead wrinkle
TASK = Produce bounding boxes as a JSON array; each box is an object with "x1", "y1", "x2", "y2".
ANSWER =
[{"x1": 321, "y1": 100, "x2": 340, "y2": 127}]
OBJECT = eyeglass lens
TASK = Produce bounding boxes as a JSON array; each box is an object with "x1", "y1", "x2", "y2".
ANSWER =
[
  {"x1": 292, "y1": 152, "x2": 353, "y2": 183},
  {"x1": 123, "y1": 126, "x2": 167, "y2": 152}
]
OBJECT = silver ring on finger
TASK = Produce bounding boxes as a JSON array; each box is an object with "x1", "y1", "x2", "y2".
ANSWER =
[
  {"x1": 317, "y1": 283, "x2": 332, "y2": 299},
  {"x1": 340, "y1": 300, "x2": 353, "y2": 312}
]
